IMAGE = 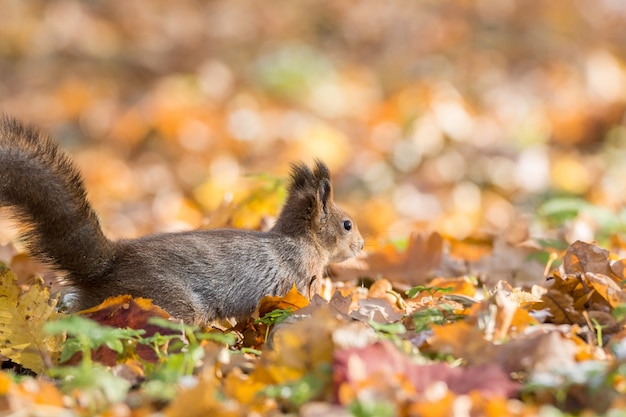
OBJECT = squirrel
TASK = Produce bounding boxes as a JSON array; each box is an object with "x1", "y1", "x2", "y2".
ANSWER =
[{"x1": 0, "y1": 115, "x2": 364, "y2": 325}]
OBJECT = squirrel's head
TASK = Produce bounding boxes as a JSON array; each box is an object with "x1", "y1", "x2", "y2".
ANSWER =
[{"x1": 273, "y1": 160, "x2": 364, "y2": 264}]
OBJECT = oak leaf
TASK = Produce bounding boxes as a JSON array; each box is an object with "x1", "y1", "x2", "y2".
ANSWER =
[
  {"x1": 330, "y1": 232, "x2": 445, "y2": 286},
  {"x1": 0, "y1": 269, "x2": 64, "y2": 374}
]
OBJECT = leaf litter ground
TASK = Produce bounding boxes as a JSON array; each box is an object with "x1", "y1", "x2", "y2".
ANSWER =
[{"x1": 2, "y1": 235, "x2": 626, "y2": 415}]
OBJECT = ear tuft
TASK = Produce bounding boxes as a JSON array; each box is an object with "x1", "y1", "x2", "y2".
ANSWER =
[
  {"x1": 288, "y1": 162, "x2": 315, "y2": 193},
  {"x1": 288, "y1": 160, "x2": 333, "y2": 194},
  {"x1": 285, "y1": 160, "x2": 334, "y2": 223},
  {"x1": 313, "y1": 159, "x2": 331, "y2": 182}
]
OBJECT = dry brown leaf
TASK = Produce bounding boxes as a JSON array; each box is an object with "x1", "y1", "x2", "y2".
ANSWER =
[
  {"x1": 609, "y1": 259, "x2": 626, "y2": 282},
  {"x1": 538, "y1": 289, "x2": 584, "y2": 325},
  {"x1": 367, "y1": 279, "x2": 399, "y2": 306},
  {"x1": 496, "y1": 329, "x2": 580, "y2": 374},
  {"x1": 326, "y1": 291, "x2": 353, "y2": 317},
  {"x1": 562, "y1": 240, "x2": 613, "y2": 277},
  {"x1": 584, "y1": 272, "x2": 626, "y2": 308},
  {"x1": 331, "y1": 232, "x2": 445, "y2": 286},
  {"x1": 471, "y1": 238, "x2": 546, "y2": 287},
  {"x1": 549, "y1": 270, "x2": 585, "y2": 298},
  {"x1": 79, "y1": 295, "x2": 172, "y2": 326},
  {"x1": 348, "y1": 297, "x2": 404, "y2": 324}
]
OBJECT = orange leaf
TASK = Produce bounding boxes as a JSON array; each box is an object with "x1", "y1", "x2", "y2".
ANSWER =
[
  {"x1": 428, "y1": 321, "x2": 495, "y2": 365},
  {"x1": 258, "y1": 285, "x2": 310, "y2": 317},
  {"x1": 585, "y1": 272, "x2": 626, "y2": 308},
  {"x1": 428, "y1": 276, "x2": 477, "y2": 297},
  {"x1": 165, "y1": 369, "x2": 241, "y2": 417},
  {"x1": 79, "y1": 295, "x2": 172, "y2": 327},
  {"x1": 223, "y1": 367, "x2": 271, "y2": 407}
]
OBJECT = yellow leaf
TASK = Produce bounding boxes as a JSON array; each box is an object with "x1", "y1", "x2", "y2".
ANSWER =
[
  {"x1": 263, "y1": 305, "x2": 336, "y2": 384},
  {"x1": 165, "y1": 368, "x2": 241, "y2": 417},
  {"x1": 223, "y1": 367, "x2": 271, "y2": 406},
  {"x1": 0, "y1": 269, "x2": 65, "y2": 374}
]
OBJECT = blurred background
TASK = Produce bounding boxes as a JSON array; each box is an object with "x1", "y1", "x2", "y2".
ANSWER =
[{"x1": 1, "y1": 0, "x2": 626, "y2": 249}]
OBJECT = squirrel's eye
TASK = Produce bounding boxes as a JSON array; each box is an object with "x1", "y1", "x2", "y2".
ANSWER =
[{"x1": 343, "y1": 220, "x2": 352, "y2": 231}]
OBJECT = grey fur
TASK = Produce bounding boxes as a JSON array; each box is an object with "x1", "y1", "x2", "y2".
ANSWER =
[{"x1": 0, "y1": 115, "x2": 364, "y2": 324}]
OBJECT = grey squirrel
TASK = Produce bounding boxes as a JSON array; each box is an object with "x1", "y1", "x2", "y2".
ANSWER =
[{"x1": 0, "y1": 116, "x2": 364, "y2": 324}]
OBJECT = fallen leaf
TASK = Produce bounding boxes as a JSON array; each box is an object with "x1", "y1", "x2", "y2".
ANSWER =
[
  {"x1": 348, "y1": 297, "x2": 404, "y2": 324},
  {"x1": 223, "y1": 367, "x2": 273, "y2": 410},
  {"x1": 493, "y1": 281, "x2": 539, "y2": 339},
  {"x1": 0, "y1": 269, "x2": 64, "y2": 374},
  {"x1": 537, "y1": 289, "x2": 584, "y2": 325},
  {"x1": 333, "y1": 340, "x2": 519, "y2": 405},
  {"x1": 79, "y1": 295, "x2": 172, "y2": 327},
  {"x1": 368, "y1": 279, "x2": 401, "y2": 307},
  {"x1": 165, "y1": 368, "x2": 242, "y2": 417},
  {"x1": 496, "y1": 329, "x2": 580, "y2": 374},
  {"x1": 78, "y1": 295, "x2": 179, "y2": 365},
  {"x1": 471, "y1": 238, "x2": 546, "y2": 287},
  {"x1": 331, "y1": 232, "x2": 445, "y2": 286},
  {"x1": 428, "y1": 321, "x2": 496, "y2": 365},
  {"x1": 562, "y1": 240, "x2": 613, "y2": 277},
  {"x1": 584, "y1": 272, "x2": 626, "y2": 308},
  {"x1": 428, "y1": 276, "x2": 477, "y2": 297},
  {"x1": 263, "y1": 305, "x2": 337, "y2": 384},
  {"x1": 0, "y1": 372, "x2": 65, "y2": 414},
  {"x1": 609, "y1": 259, "x2": 626, "y2": 281},
  {"x1": 258, "y1": 285, "x2": 310, "y2": 318}
]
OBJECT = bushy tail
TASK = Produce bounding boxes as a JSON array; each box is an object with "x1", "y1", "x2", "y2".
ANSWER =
[{"x1": 0, "y1": 115, "x2": 115, "y2": 280}]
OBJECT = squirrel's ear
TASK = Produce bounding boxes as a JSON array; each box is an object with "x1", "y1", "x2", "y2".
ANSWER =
[
  {"x1": 313, "y1": 160, "x2": 331, "y2": 182},
  {"x1": 316, "y1": 178, "x2": 332, "y2": 223},
  {"x1": 289, "y1": 162, "x2": 315, "y2": 194}
]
